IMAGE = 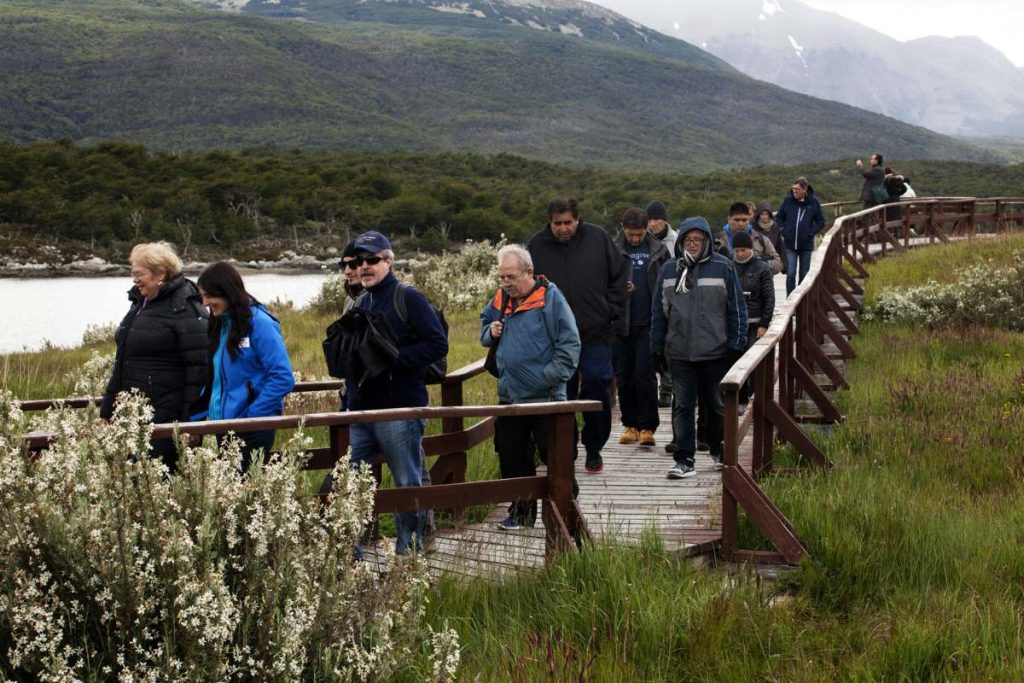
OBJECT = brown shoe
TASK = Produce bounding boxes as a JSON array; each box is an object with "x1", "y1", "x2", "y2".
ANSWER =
[
  {"x1": 639, "y1": 429, "x2": 656, "y2": 446},
  {"x1": 619, "y1": 427, "x2": 639, "y2": 444}
]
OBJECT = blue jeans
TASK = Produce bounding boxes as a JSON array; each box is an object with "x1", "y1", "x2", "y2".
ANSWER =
[
  {"x1": 350, "y1": 418, "x2": 427, "y2": 554},
  {"x1": 566, "y1": 344, "x2": 613, "y2": 457},
  {"x1": 785, "y1": 248, "x2": 812, "y2": 295},
  {"x1": 669, "y1": 357, "x2": 730, "y2": 467}
]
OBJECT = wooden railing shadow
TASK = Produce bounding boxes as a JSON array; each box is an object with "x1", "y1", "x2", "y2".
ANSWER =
[{"x1": 718, "y1": 196, "x2": 1024, "y2": 565}]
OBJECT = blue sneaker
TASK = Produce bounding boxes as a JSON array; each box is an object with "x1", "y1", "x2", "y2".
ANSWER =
[{"x1": 496, "y1": 516, "x2": 524, "y2": 531}]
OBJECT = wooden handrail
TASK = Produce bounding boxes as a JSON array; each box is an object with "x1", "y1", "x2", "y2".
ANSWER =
[{"x1": 716, "y1": 196, "x2": 1024, "y2": 565}]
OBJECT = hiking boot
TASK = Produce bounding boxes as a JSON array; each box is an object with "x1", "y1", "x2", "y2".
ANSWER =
[
  {"x1": 584, "y1": 452, "x2": 604, "y2": 473},
  {"x1": 665, "y1": 441, "x2": 679, "y2": 453},
  {"x1": 697, "y1": 441, "x2": 709, "y2": 452},
  {"x1": 667, "y1": 463, "x2": 696, "y2": 479},
  {"x1": 619, "y1": 427, "x2": 640, "y2": 445},
  {"x1": 496, "y1": 516, "x2": 524, "y2": 531},
  {"x1": 638, "y1": 429, "x2": 656, "y2": 446}
]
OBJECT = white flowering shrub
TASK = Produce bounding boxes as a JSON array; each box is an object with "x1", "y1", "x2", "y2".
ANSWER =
[
  {"x1": 872, "y1": 255, "x2": 1024, "y2": 330},
  {"x1": 408, "y1": 239, "x2": 504, "y2": 313},
  {"x1": 72, "y1": 350, "x2": 113, "y2": 398},
  {"x1": 0, "y1": 389, "x2": 459, "y2": 681},
  {"x1": 310, "y1": 271, "x2": 350, "y2": 315},
  {"x1": 81, "y1": 322, "x2": 116, "y2": 347}
]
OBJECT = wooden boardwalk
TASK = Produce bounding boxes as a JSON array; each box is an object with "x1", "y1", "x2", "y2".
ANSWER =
[{"x1": 365, "y1": 273, "x2": 788, "y2": 580}]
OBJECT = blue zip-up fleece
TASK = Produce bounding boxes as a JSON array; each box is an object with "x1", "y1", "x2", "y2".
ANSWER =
[
  {"x1": 346, "y1": 272, "x2": 448, "y2": 410},
  {"x1": 480, "y1": 278, "x2": 581, "y2": 404},
  {"x1": 776, "y1": 186, "x2": 826, "y2": 252},
  {"x1": 651, "y1": 217, "x2": 747, "y2": 362},
  {"x1": 205, "y1": 304, "x2": 294, "y2": 420}
]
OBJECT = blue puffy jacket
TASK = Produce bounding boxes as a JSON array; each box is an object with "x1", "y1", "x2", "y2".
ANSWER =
[{"x1": 206, "y1": 304, "x2": 295, "y2": 420}]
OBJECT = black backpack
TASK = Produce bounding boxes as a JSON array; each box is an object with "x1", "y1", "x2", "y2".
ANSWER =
[{"x1": 355, "y1": 282, "x2": 449, "y2": 384}]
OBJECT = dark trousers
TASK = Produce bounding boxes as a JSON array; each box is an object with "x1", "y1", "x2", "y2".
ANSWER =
[
  {"x1": 238, "y1": 430, "x2": 277, "y2": 474},
  {"x1": 738, "y1": 324, "x2": 760, "y2": 404},
  {"x1": 614, "y1": 327, "x2": 659, "y2": 431},
  {"x1": 670, "y1": 357, "x2": 730, "y2": 467},
  {"x1": 494, "y1": 413, "x2": 546, "y2": 524},
  {"x1": 567, "y1": 344, "x2": 613, "y2": 457}
]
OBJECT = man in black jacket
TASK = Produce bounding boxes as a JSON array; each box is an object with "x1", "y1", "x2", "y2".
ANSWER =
[{"x1": 528, "y1": 196, "x2": 630, "y2": 473}]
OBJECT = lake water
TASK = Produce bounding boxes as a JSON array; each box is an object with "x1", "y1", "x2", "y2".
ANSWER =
[{"x1": 0, "y1": 272, "x2": 330, "y2": 354}]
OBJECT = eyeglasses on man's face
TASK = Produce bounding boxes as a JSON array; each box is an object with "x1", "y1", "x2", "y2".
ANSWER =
[
  {"x1": 498, "y1": 271, "x2": 525, "y2": 283},
  {"x1": 682, "y1": 236, "x2": 706, "y2": 246},
  {"x1": 352, "y1": 255, "x2": 384, "y2": 267},
  {"x1": 341, "y1": 259, "x2": 358, "y2": 270}
]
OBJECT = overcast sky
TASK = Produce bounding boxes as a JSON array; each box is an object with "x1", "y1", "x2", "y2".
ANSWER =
[{"x1": 588, "y1": 0, "x2": 1024, "y2": 67}]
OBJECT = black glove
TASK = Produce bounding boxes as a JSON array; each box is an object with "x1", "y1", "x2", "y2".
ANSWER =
[{"x1": 651, "y1": 352, "x2": 667, "y2": 375}]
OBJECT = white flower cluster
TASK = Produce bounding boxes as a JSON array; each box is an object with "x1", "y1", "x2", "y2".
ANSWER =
[
  {"x1": 407, "y1": 239, "x2": 505, "y2": 313},
  {"x1": 81, "y1": 321, "x2": 117, "y2": 347},
  {"x1": 871, "y1": 255, "x2": 1024, "y2": 330},
  {"x1": 0, "y1": 389, "x2": 460, "y2": 681},
  {"x1": 72, "y1": 350, "x2": 114, "y2": 398}
]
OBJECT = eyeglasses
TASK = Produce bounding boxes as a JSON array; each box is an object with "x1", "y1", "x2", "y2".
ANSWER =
[
  {"x1": 340, "y1": 259, "x2": 357, "y2": 270},
  {"x1": 498, "y1": 271, "x2": 525, "y2": 282},
  {"x1": 682, "y1": 237, "x2": 706, "y2": 245},
  {"x1": 351, "y1": 255, "x2": 384, "y2": 267},
  {"x1": 131, "y1": 270, "x2": 150, "y2": 281},
  {"x1": 551, "y1": 219, "x2": 575, "y2": 227}
]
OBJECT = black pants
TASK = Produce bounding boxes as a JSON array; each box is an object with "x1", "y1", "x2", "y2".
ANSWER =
[
  {"x1": 614, "y1": 327, "x2": 659, "y2": 431},
  {"x1": 238, "y1": 430, "x2": 277, "y2": 474},
  {"x1": 670, "y1": 357, "x2": 730, "y2": 467},
  {"x1": 495, "y1": 412, "x2": 579, "y2": 524},
  {"x1": 566, "y1": 344, "x2": 613, "y2": 458}
]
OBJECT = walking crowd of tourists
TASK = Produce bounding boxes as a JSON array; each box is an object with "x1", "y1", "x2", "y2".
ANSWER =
[{"x1": 101, "y1": 161, "x2": 907, "y2": 550}]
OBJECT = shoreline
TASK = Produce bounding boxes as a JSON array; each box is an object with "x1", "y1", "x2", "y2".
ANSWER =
[{"x1": 0, "y1": 256, "x2": 340, "y2": 279}]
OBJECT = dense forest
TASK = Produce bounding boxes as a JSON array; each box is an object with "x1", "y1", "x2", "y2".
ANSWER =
[{"x1": 2, "y1": 140, "x2": 1022, "y2": 262}]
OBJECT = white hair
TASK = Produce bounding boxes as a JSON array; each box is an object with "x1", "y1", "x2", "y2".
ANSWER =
[{"x1": 497, "y1": 244, "x2": 533, "y2": 271}]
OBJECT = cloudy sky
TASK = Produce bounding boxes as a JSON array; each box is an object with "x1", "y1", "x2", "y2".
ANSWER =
[{"x1": 588, "y1": 0, "x2": 1024, "y2": 67}]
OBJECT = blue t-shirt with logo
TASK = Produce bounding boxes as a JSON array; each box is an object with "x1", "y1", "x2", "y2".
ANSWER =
[{"x1": 627, "y1": 242, "x2": 651, "y2": 327}]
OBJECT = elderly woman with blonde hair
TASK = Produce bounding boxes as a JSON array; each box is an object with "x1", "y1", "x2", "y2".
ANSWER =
[{"x1": 101, "y1": 241, "x2": 208, "y2": 471}]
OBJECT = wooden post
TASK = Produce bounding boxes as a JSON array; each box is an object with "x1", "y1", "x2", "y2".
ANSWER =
[
  {"x1": 437, "y1": 380, "x2": 469, "y2": 522},
  {"x1": 721, "y1": 387, "x2": 739, "y2": 561},
  {"x1": 544, "y1": 411, "x2": 579, "y2": 559}
]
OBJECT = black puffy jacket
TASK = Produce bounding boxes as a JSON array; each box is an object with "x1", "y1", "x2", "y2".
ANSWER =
[{"x1": 101, "y1": 275, "x2": 209, "y2": 423}]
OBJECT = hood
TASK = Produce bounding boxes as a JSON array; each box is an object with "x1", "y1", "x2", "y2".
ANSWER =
[
  {"x1": 674, "y1": 217, "x2": 714, "y2": 260},
  {"x1": 755, "y1": 201, "x2": 773, "y2": 216}
]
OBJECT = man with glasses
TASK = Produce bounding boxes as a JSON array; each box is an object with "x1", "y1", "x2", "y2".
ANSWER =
[
  {"x1": 481, "y1": 245, "x2": 580, "y2": 530},
  {"x1": 341, "y1": 230, "x2": 448, "y2": 555},
  {"x1": 527, "y1": 196, "x2": 630, "y2": 474},
  {"x1": 651, "y1": 218, "x2": 747, "y2": 479}
]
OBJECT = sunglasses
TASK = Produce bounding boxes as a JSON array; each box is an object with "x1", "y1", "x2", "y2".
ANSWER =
[{"x1": 342, "y1": 255, "x2": 385, "y2": 268}]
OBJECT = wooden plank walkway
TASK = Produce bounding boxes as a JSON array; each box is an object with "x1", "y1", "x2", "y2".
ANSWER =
[{"x1": 364, "y1": 272, "x2": 790, "y2": 580}]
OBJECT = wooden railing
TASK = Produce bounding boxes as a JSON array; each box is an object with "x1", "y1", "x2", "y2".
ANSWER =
[
  {"x1": 22, "y1": 383, "x2": 600, "y2": 559},
  {"x1": 717, "y1": 196, "x2": 1024, "y2": 565}
]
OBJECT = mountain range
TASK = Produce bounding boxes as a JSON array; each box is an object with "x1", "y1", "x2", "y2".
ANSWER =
[
  {"x1": 607, "y1": 0, "x2": 1024, "y2": 138},
  {"x1": 0, "y1": 0, "x2": 1004, "y2": 171}
]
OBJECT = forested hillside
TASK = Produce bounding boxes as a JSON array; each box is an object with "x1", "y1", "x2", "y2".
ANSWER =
[
  {"x1": 0, "y1": 0, "x2": 1000, "y2": 171},
  {"x1": 2, "y1": 141, "x2": 1021, "y2": 264}
]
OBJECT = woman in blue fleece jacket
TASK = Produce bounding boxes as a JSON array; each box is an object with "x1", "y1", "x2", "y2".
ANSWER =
[{"x1": 196, "y1": 261, "x2": 295, "y2": 472}]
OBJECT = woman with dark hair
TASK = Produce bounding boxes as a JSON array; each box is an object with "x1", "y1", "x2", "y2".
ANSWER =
[{"x1": 196, "y1": 261, "x2": 295, "y2": 472}]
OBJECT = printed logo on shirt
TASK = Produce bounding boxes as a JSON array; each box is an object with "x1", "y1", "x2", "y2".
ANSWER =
[{"x1": 239, "y1": 337, "x2": 251, "y2": 349}]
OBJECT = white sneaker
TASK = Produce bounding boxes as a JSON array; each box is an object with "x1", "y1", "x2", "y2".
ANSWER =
[{"x1": 667, "y1": 463, "x2": 696, "y2": 479}]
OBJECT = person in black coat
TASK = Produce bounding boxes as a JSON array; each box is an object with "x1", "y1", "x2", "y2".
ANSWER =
[
  {"x1": 101, "y1": 241, "x2": 208, "y2": 471},
  {"x1": 527, "y1": 196, "x2": 630, "y2": 474},
  {"x1": 731, "y1": 231, "x2": 775, "y2": 404}
]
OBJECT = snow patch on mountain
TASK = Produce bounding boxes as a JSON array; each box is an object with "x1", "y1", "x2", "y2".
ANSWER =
[
  {"x1": 788, "y1": 34, "x2": 808, "y2": 70},
  {"x1": 431, "y1": 4, "x2": 487, "y2": 18}
]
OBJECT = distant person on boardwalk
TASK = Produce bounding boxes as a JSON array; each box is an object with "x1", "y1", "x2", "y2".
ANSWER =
[
  {"x1": 722, "y1": 202, "x2": 783, "y2": 275},
  {"x1": 651, "y1": 217, "x2": 747, "y2": 479},
  {"x1": 752, "y1": 202, "x2": 786, "y2": 273},
  {"x1": 776, "y1": 177, "x2": 826, "y2": 295},
  {"x1": 646, "y1": 200, "x2": 678, "y2": 255},
  {"x1": 341, "y1": 230, "x2": 448, "y2": 555},
  {"x1": 194, "y1": 261, "x2": 295, "y2": 473},
  {"x1": 857, "y1": 152, "x2": 886, "y2": 210},
  {"x1": 730, "y1": 230, "x2": 775, "y2": 404},
  {"x1": 480, "y1": 245, "x2": 581, "y2": 530},
  {"x1": 883, "y1": 166, "x2": 908, "y2": 222},
  {"x1": 101, "y1": 241, "x2": 208, "y2": 472},
  {"x1": 614, "y1": 207, "x2": 670, "y2": 448},
  {"x1": 528, "y1": 196, "x2": 630, "y2": 475},
  {"x1": 646, "y1": 199, "x2": 676, "y2": 409}
]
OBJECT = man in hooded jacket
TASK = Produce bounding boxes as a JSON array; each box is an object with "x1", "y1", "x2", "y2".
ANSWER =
[{"x1": 651, "y1": 217, "x2": 747, "y2": 479}]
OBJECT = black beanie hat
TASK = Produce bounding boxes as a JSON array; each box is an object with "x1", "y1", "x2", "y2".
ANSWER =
[
  {"x1": 732, "y1": 230, "x2": 753, "y2": 250},
  {"x1": 646, "y1": 200, "x2": 667, "y2": 221}
]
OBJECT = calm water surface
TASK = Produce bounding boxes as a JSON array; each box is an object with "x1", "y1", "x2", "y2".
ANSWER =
[{"x1": 0, "y1": 272, "x2": 329, "y2": 354}]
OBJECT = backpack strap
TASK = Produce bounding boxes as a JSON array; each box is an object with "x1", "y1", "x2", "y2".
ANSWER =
[{"x1": 393, "y1": 281, "x2": 410, "y2": 327}]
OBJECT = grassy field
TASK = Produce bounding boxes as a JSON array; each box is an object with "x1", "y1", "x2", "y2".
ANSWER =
[
  {"x1": 414, "y1": 234, "x2": 1024, "y2": 680},
  {"x1": 6, "y1": 235, "x2": 1024, "y2": 679}
]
